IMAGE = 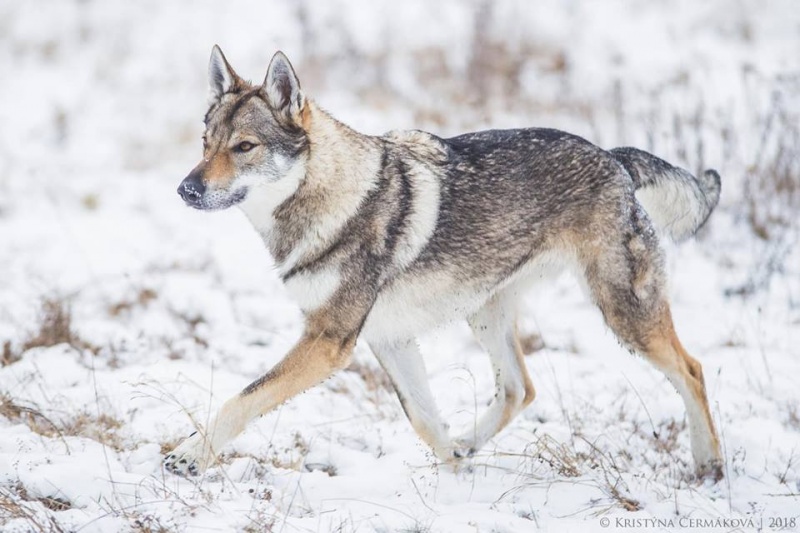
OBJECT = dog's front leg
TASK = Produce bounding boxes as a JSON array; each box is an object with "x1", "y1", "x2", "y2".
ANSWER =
[{"x1": 164, "y1": 324, "x2": 357, "y2": 476}]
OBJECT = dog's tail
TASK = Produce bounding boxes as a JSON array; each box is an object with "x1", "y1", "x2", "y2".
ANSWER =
[{"x1": 610, "y1": 147, "x2": 721, "y2": 242}]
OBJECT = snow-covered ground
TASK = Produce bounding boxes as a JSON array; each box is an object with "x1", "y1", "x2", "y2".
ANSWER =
[{"x1": 1, "y1": 1, "x2": 799, "y2": 531}]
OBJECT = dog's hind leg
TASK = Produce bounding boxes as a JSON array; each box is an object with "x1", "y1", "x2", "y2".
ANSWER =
[
  {"x1": 582, "y1": 219, "x2": 722, "y2": 480},
  {"x1": 369, "y1": 338, "x2": 453, "y2": 460},
  {"x1": 454, "y1": 288, "x2": 536, "y2": 456},
  {"x1": 641, "y1": 313, "x2": 722, "y2": 480}
]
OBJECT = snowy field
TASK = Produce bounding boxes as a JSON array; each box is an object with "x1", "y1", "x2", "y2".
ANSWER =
[{"x1": 1, "y1": 0, "x2": 799, "y2": 531}]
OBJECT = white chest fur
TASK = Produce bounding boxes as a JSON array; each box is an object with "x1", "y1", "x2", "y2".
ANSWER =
[{"x1": 283, "y1": 266, "x2": 342, "y2": 312}]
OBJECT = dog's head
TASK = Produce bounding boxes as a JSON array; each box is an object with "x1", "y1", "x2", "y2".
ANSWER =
[{"x1": 178, "y1": 46, "x2": 308, "y2": 211}]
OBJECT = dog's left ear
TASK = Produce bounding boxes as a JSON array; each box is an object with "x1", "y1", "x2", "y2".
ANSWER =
[
  {"x1": 263, "y1": 51, "x2": 305, "y2": 126},
  {"x1": 208, "y1": 45, "x2": 242, "y2": 104}
]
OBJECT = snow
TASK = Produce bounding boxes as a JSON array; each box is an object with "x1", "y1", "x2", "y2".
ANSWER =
[{"x1": 1, "y1": 0, "x2": 799, "y2": 531}]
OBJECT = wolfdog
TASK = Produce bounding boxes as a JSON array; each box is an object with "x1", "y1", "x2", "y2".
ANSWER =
[{"x1": 166, "y1": 46, "x2": 723, "y2": 480}]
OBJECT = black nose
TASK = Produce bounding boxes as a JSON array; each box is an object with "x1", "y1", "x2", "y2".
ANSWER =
[{"x1": 178, "y1": 170, "x2": 206, "y2": 206}]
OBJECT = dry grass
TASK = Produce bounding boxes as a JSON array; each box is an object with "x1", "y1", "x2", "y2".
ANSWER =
[
  {"x1": 745, "y1": 95, "x2": 800, "y2": 241},
  {"x1": 222, "y1": 431, "x2": 311, "y2": 476},
  {"x1": 21, "y1": 298, "x2": 79, "y2": 352},
  {"x1": 0, "y1": 484, "x2": 69, "y2": 532},
  {"x1": 346, "y1": 359, "x2": 393, "y2": 395},
  {"x1": 159, "y1": 437, "x2": 184, "y2": 458},
  {"x1": 62, "y1": 410, "x2": 125, "y2": 452},
  {"x1": 107, "y1": 287, "x2": 158, "y2": 317},
  {"x1": 325, "y1": 357, "x2": 395, "y2": 414},
  {"x1": 518, "y1": 332, "x2": 545, "y2": 355},
  {"x1": 3, "y1": 297, "x2": 98, "y2": 367},
  {"x1": 130, "y1": 514, "x2": 173, "y2": 533},
  {"x1": 1, "y1": 341, "x2": 19, "y2": 367},
  {"x1": 0, "y1": 392, "x2": 125, "y2": 451},
  {"x1": 0, "y1": 6, "x2": 795, "y2": 531},
  {"x1": 775, "y1": 450, "x2": 799, "y2": 486},
  {"x1": 297, "y1": 0, "x2": 572, "y2": 134},
  {"x1": 536, "y1": 434, "x2": 642, "y2": 511},
  {"x1": 0, "y1": 393, "x2": 64, "y2": 439},
  {"x1": 169, "y1": 309, "x2": 209, "y2": 349},
  {"x1": 242, "y1": 505, "x2": 277, "y2": 533},
  {"x1": 729, "y1": 87, "x2": 800, "y2": 296},
  {"x1": 496, "y1": 433, "x2": 643, "y2": 513}
]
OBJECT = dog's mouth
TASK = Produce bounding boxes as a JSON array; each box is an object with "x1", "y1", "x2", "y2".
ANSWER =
[
  {"x1": 219, "y1": 187, "x2": 249, "y2": 209},
  {"x1": 178, "y1": 182, "x2": 248, "y2": 211}
]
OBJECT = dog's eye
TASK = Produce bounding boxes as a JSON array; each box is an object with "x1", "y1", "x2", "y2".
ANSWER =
[
  {"x1": 235, "y1": 141, "x2": 255, "y2": 153},
  {"x1": 202, "y1": 136, "x2": 208, "y2": 150}
]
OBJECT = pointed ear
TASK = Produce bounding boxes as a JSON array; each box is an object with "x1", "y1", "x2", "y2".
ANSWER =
[
  {"x1": 262, "y1": 51, "x2": 304, "y2": 124},
  {"x1": 208, "y1": 45, "x2": 239, "y2": 103}
]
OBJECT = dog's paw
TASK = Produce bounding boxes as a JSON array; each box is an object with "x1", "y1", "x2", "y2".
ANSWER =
[
  {"x1": 695, "y1": 459, "x2": 724, "y2": 483},
  {"x1": 164, "y1": 432, "x2": 213, "y2": 477},
  {"x1": 450, "y1": 438, "x2": 477, "y2": 460}
]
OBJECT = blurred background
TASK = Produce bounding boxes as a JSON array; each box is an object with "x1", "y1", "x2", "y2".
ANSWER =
[{"x1": 0, "y1": 1, "x2": 799, "y2": 530}]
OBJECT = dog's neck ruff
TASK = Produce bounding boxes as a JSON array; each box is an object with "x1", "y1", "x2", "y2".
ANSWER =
[{"x1": 238, "y1": 102, "x2": 383, "y2": 277}]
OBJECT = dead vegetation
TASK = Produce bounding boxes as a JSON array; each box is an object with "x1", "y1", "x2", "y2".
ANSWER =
[
  {"x1": 324, "y1": 356, "x2": 395, "y2": 415},
  {"x1": 0, "y1": 483, "x2": 69, "y2": 532},
  {"x1": 0, "y1": 392, "x2": 125, "y2": 452},
  {"x1": 61, "y1": 410, "x2": 125, "y2": 452},
  {"x1": 1, "y1": 341, "x2": 18, "y2": 367},
  {"x1": 130, "y1": 514, "x2": 174, "y2": 533},
  {"x1": 169, "y1": 309, "x2": 208, "y2": 349},
  {"x1": 346, "y1": 358, "x2": 393, "y2": 396},
  {"x1": 297, "y1": 0, "x2": 571, "y2": 133},
  {"x1": 527, "y1": 434, "x2": 582, "y2": 478},
  {"x1": 775, "y1": 450, "x2": 799, "y2": 486},
  {"x1": 9, "y1": 483, "x2": 71, "y2": 513},
  {"x1": 518, "y1": 332, "x2": 545, "y2": 355},
  {"x1": 220, "y1": 431, "x2": 311, "y2": 477},
  {"x1": 3, "y1": 297, "x2": 98, "y2": 367},
  {"x1": 510, "y1": 434, "x2": 642, "y2": 512},
  {"x1": 107, "y1": 287, "x2": 158, "y2": 317},
  {"x1": 0, "y1": 4, "x2": 796, "y2": 530},
  {"x1": 242, "y1": 513, "x2": 277, "y2": 533},
  {"x1": 0, "y1": 296, "x2": 125, "y2": 452},
  {"x1": 22, "y1": 298, "x2": 79, "y2": 352},
  {"x1": 744, "y1": 92, "x2": 800, "y2": 242},
  {"x1": 0, "y1": 392, "x2": 64, "y2": 439},
  {"x1": 728, "y1": 83, "x2": 800, "y2": 297},
  {"x1": 242, "y1": 490, "x2": 277, "y2": 533}
]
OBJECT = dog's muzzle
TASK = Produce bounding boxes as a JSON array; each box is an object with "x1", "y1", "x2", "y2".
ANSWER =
[{"x1": 178, "y1": 170, "x2": 206, "y2": 208}]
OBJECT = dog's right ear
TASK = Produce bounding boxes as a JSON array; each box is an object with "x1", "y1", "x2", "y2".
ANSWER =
[
  {"x1": 262, "y1": 51, "x2": 305, "y2": 127},
  {"x1": 208, "y1": 45, "x2": 239, "y2": 104}
]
